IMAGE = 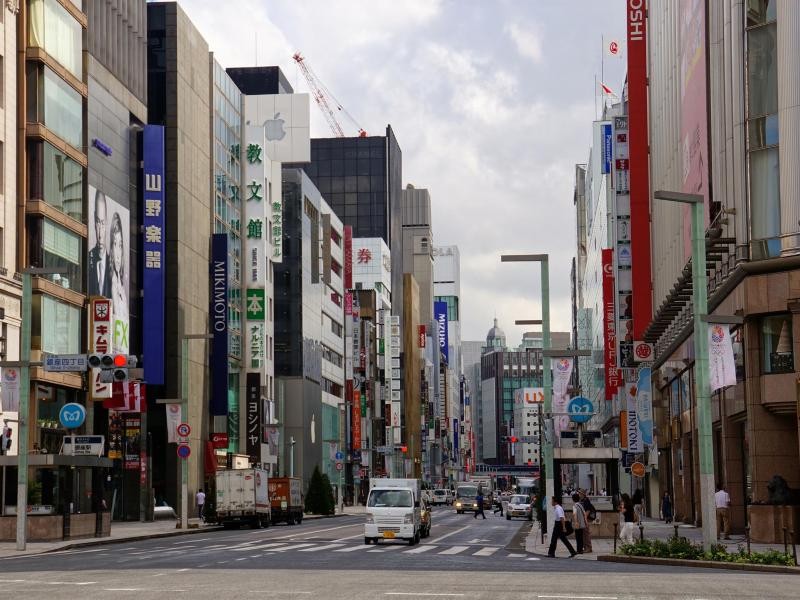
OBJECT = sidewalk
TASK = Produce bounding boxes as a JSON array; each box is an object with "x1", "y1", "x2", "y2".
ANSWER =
[
  {"x1": 0, "y1": 506, "x2": 366, "y2": 559},
  {"x1": 526, "y1": 517, "x2": 789, "y2": 560}
]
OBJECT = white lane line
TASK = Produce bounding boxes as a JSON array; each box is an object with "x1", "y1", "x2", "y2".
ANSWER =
[
  {"x1": 472, "y1": 547, "x2": 498, "y2": 556},
  {"x1": 426, "y1": 524, "x2": 472, "y2": 544},
  {"x1": 403, "y1": 545, "x2": 437, "y2": 554},
  {"x1": 537, "y1": 597, "x2": 617, "y2": 600},
  {"x1": 0, "y1": 580, "x2": 27, "y2": 583},
  {"x1": 507, "y1": 553, "x2": 526, "y2": 558},
  {"x1": 174, "y1": 537, "x2": 209, "y2": 544},
  {"x1": 297, "y1": 543, "x2": 343, "y2": 552},
  {"x1": 438, "y1": 545, "x2": 469, "y2": 555},
  {"x1": 247, "y1": 592, "x2": 312, "y2": 596},
  {"x1": 273, "y1": 524, "x2": 359, "y2": 539},
  {"x1": 332, "y1": 533, "x2": 366, "y2": 542},
  {"x1": 236, "y1": 557, "x2": 248, "y2": 561},
  {"x1": 105, "y1": 589, "x2": 142, "y2": 592},
  {"x1": 384, "y1": 594, "x2": 465, "y2": 597},
  {"x1": 177, "y1": 569, "x2": 191, "y2": 572},
  {"x1": 334, "y1": 544, "x2": 371, "y2": 552},
  {"x1": 273, "y1": 543, "x2": 315, "y2": 552},
  {"x1": 44, "y1": 582, "x2": 97, "y2": 586},
  {"x1": 526, "y1": 557, "x2": 541, "y2": 561},
  {"x1": 233, "y1": 542, "x2": 290, "y2": 551}
]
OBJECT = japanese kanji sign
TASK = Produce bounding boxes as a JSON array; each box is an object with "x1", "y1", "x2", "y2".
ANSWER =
[
  {"x1": 246, "y1": 288, "x2": 265, "y2": 320},
  {"x1": 90, "y1": 298, "x2": 113, "y2": 400}
]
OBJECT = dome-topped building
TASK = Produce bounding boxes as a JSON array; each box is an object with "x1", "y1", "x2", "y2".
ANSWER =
[{"x1": 485, "y1": 318, "x2": 506, "y2": 350}]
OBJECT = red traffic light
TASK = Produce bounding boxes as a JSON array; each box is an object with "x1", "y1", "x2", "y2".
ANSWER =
[
  {"x1": 113, "y1": 354, "x2": 128, "y2": 367},
  {"x1": 400, "y1": 446, "x2": 408, "y2": 453},
  {"x1": 510, "y1": 437, "x2": 518, "y2": 443}
]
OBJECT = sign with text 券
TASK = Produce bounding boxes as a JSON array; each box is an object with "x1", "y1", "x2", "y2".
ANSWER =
[
  {"x1": 142, "y1": 125, "x2": 166, "y2": 385},
  {"x1": 434, "y1": 301, "x2": 449, "y2": 365}
]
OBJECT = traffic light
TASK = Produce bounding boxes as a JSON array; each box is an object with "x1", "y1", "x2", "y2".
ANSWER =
[
  {"x1": 400, "y1": 445, "x2": 408, "y2": 453},
  {"x1": 89, "y1": 353, "x2": 138, "y2": 382},
  {"x1": 509, "y1": 436, "x2": 518, "y2": 444}
]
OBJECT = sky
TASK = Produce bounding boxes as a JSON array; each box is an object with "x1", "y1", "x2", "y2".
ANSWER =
[{"x1": 178, "y1": 0, "x2": 627, "y2": 347}]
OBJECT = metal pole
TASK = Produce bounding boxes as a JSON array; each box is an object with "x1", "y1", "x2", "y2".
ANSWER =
[
  {"x1": 180, "y1": 337, "x2": 189, "y2": 530},
  {"x1": 289, "y1": 436, "x2": 295, "y2": 478},
  {"x1": 691, "y1": 200, "x2": 716, "y2": 550},
  {"x1": 16, "y1": 273, "x2": 31, "y2": 550},
  {"x1": 541, "y1": 257, "x2": 555, "y2": 535}
]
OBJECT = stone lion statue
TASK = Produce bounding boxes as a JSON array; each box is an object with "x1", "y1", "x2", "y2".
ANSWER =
[{"x1": 766, "y1": 475, "x2": 800, "y2": 505}]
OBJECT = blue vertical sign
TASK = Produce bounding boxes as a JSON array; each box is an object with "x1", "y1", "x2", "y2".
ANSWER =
[
  {"x1": 142, "y1": 125, "x2": 165, "y2": 385},
  {"x1": 434, "y1": 301, "x2": 449, "y2": 365},
  {"x1": 453, "y1": 418, "x2": 459, "y2": 461},
  {"x1": 210, "y1": 234, "x2": 229, "y2": 416},
  {"x1": 601, "y1": 123, "x2": 613, "y2": 174}
]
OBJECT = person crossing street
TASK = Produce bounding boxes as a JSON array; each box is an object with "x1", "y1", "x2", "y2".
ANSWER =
[{"x1": 474, "y1": 489, "x2": 486, "y2": 519}]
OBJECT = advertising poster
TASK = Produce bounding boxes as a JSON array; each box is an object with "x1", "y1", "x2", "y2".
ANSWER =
[
  {"x1": 636, "y1": 367, "x2": 653, "y2": 446},
  {"x1": 210, "y1": 234, "x2": 229, "y2": 416},
  {"x1": 123, "y1": 416, "x2": 141, "y2": 470},
  {"x1": 108, "y1": 411, "x2": 123, "y2": 459},
  {"x1": 434, "y1": 301, "x2": 449, "y2": 365},
  {"x1": 88, "y1": 185, "x2": 130, "y2": 353},
  {"x1": 0, "y1": 368, "x2": 20, "y2": 412},
  {"x1": 246, "y1": 373, "x2": 261, "y2": 461},
  {"x1": 602, "y1": 249, "x2": 620, "y2": 399},
  {"x1": 552, "y1": 358, "x2": 574, "y2": 435},
  {"x1": 709, "y1": 324, "x2": 737, "y2": 392}
]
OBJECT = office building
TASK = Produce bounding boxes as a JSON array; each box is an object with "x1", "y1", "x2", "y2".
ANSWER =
[{"x1": 401, "y1": 185, "x2": 434, "y2": 324}]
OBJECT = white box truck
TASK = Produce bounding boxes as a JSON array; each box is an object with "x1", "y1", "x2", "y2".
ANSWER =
[
  {"x1": 364, "y1": 478, "x2": 421, "y2": 546},
  {"x1": 215, "y1": 468, "x2": 271, "y2": 529}
]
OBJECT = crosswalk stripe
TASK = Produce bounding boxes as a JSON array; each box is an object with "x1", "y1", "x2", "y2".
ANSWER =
[
  {"x1": 297, "y1": 543, "x2": 343, "y2": 552},
  {"x1": 273, "y1": 543, "x2": 315, "y2": 552},
  {"x1": 403, "y1": 545, "x2": 437, "y2": 554},
  {"x1": 507, "y1": 553, "x2": 526, "y2": 558},
  {"x1": 438, "y1": 545, "x2": 469, "y2": 555},
  {"x1": 232, "y1": 543, "x2": 289, "y2": 552},
  {"x1": 472, "y1": 547, "x2": 499, "y2": 557},
  {"x1": 335, "y1": 545, "x2": 371, "y2": 552}
]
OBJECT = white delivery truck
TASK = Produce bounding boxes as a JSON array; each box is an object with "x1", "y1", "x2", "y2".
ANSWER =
[
  {"x1": 215, "y1": 468, "x2": 271, "y2": 529},
  {"x1": 364, "y1": 478, "x2": 421, "y2": 546}
]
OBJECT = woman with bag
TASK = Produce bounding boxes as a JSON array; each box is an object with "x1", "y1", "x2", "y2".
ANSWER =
[
  {"x1": 578, "y1": 489, "x2": 595, "y2": 552},
  {"x1": 571, "y1": 493, "x2": 587, "y2": 554},
  {"x1": 619, "y1": 493, "x2": 637, "y2": 544}
]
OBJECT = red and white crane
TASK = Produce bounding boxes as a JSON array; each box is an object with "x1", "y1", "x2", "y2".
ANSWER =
[{"x1": 292, "y1": 52, "x2": 367, "y2": 138}]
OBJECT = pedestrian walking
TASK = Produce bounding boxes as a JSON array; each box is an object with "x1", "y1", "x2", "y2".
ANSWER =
[
  {"x1": 632, "y1": 488, "x2": 644, "y2": 523},
  {"x1": 547, "y1": 496, "x2": 577, "y2": 558},
  {"x1": 196, "y1": 488, "x2": 206, "y2": 521},
  {"x1": 715, "y1": 484, "x2": 731, "y2": 539},
  {"x1": 571, "y1": 493, "x2": 587, "y2": 554},
  {"x1": 493, "y1": 494, "x2": 504, "y2": 516},
  {"x1": 474, "y1": 490, "x2": 486, "y2": 519},
  {"x1": 619, "y1": 493, "x2": 637, "y2": 544},
  {"x1": 578, "y1": 490, "x2": 595, "y2": 552},
  {"x1": 661, "y1": 491, "x2": 673, "y2": 524}
]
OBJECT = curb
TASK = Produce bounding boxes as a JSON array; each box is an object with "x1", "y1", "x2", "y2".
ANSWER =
[
  {"x1": 597, "y1": 554, "x2": 800, "y2": 574},
  {"x1": 45, "y1": 525, "x2": 225, "y2": 553}
]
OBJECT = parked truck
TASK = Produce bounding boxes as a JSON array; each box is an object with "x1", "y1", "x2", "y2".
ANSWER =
[
  {"x1": 215, "y1": 468, "x2": 271, "y2": 529},
  {"x1": 268, "y1": 477, "x2": 303, "y2": 525},
  {"x1": 364, "y1": 478, "x2": 422, "y2": 546}
]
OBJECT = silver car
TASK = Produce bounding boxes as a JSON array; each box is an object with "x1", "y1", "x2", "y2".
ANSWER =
[{"x1": 506, "y1": 494, "x2": 533, "y2": 520}]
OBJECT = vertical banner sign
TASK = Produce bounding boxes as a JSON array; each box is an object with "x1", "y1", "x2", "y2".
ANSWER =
[
  {"x1": 210, "y1": 234, "x2": 229, "y2": 416},
  {"x1": 166, "y1": 403, "x2": 181, "y2": 444},
  {"x1": 552, "y1": 357, "x2": 574, "y2": 435},
  {"x1": 708, "y1": 325, "x2": 737, "y2": 392},
  {"x1": 124, "y1": 416, "x2": 141, "y2": 470},
  {"x1": 0, "y1": 368, "x2": 20, "y2": 412},
  {"x1": 627, "y1": 0, "x2": 652, "y2": 339},
  {"x1": 602, "y1": 249, "x2": 620, "y2": 399},
  {"x1": 141, "y1": 125, "x2": 166, "y2": 384},
  {"x1": 625, "y1": 380, "x2": 643, "y2": 453},
  {"x1": 601, "y1": 123, "x2": 613, "y2": 174},
  {"x1": 246, "y1": 373, "x2": 261, "y2": 461},
  {"x1": 352, "y1": 392, "x2": 362, "y2": 451},
  {"x1": 391, "y1": 401, "x2": 401, "y2": 444},
  {"x1": 108, "y1": 411, "x2": 122, "y2": 459},
  {"x1": 636, "y1": 367, "x2": 653, "y2": 446},
  {"x1": 418, "y1": 325, "x2": 426, "y2": 348},
  {"x1": 453, "y1": 417, "x2": 459, "y2": 456},
  {"x1": 343, "y1": 226, "x2": 353, "y2": 289},
  {"x1": 90, "y1": 298, "x2": 113, "y2": 400},
  {"x1": 434, "y1": 301, "x2": 449, "y2": 365},
  {"x1": 245, "y1": 126, "x2": 267, "y2": 375}
]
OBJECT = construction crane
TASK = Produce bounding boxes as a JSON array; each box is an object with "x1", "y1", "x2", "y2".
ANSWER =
[{"x1": 292, "y1": 52, "x2": 367, "y2": 138}]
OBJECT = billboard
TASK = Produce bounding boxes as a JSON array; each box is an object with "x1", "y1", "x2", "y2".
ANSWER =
[
  {"x1": 343, "y1": 226, "x2": 353, "y2": 289},
  {"x1": 244, "y1": 93, "x2": 311, "y2": 163},
  {"x1": 627, "y1": 0, "x2": 652, "y2": 339},
  {"x1": 601, "y1": 123, "x2": 613, "y2": 174},
  {"x1": 434, "y1": 301, "x2": 449, "y2": 365},
  {"x1": 246, "y1": 373, "x2": 261, "y2": 461},
  {"x1": 141, "y1": 125, "x2": 165, "y2": 385},
  {"x1": 210, "y1": 234, "x2": 229, "y2": 416},
  {"x1": 88, "y1": 185, "x2": 130, "y2": 353},
  {"x1": 602, "y1": 249, "x2": 620, "y2": 400}
]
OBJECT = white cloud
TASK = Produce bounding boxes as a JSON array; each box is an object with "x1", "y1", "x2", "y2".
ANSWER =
[{"x1": 506, "y1": 22, "x2": 544, "y2": 64}]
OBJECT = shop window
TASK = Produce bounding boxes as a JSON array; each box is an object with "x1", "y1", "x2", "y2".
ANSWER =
[{"x1": 761, "y1": 313, "x2": 794, "y2": 374}]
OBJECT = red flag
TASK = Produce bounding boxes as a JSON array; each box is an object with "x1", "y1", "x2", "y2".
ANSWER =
[{"x1": 600, "y1": 82, "x2": 615, "y2": 96}]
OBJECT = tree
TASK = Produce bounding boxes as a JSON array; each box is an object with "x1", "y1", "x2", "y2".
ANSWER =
[{"x1": 305, "y1": 466, "x2": 335, "y2": 515}]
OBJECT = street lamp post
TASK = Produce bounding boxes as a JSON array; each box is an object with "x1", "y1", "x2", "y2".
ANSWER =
[
  {"x1": 501, "y1": 254, "x2": 553, "y2": 530},
  {"x1": 654, "y1": 190, "x2": 716, "y2": 550},
  {"x1": 181, "y1": 333, "x2": 213, "y2": 530}
]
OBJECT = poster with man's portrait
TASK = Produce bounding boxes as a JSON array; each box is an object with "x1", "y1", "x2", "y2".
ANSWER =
[{"x1": 87, "y1": 186, "x2": 130, "y2": 353}]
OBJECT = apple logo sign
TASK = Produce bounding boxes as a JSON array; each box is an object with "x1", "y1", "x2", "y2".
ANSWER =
[{"x1": 264, "y1": 113, "x2": 286, "y2": 141}]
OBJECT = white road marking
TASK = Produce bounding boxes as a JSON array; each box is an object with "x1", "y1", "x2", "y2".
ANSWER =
[
  {"x1": 236, "y1": 557, "x2": 248, "y2": 561},
  {"x1": 174, "y1": 537, "x2": 209, "y2": 544},
  {"x1": 537, "y1": 596, "x2": 618, "y2": 600},
  {"x1": 403, "y1": 545, "x2": 437, "y2": 554},
  {"x1": 385, "y1": 594, "x2": 465, "y2": 597},
  {"x1": 44, "y1": 581, "x2": 97, "y2": 586},
  {"x1": 297, "y1": 543, "x2": 344, "y2": 552},
  {"x1": 526, "y1": 557, "x2": 541, "y2": 561},
  {"x1": 233, "y1": 542, "x2": 290, "y2": 551},
  {"x1": 472, "y1": 547, "x2": 498, "y2": 556},
  {"x1": 334, "y1": 544, "x2": 371, "y2": 552},
  {"x1": 177, "y1": 569, "x2": 191, "y2": 572},
  {"x1": 507, "y1": 553, "x2": 526, "y2": 558},
  {"x1": 273, "y1": 524, "x2": 357, "y2": 539},
  {"x1": 247, "y1": 592, "x2": 312, "y2": 596},
  {"x1": 104, "y1": 589, "x2": 142, "y2": 592},
  {"x1": 273, "y1": 543, "x2": 315, "y2": 551},
  {"x1": 438, "y1": 545, "x2": 469, "y2": 555},
  {"x1": 427, "y1": 524, "x2": 471, "y2": 544},
  {"x1": 332, "y1": 533, "x2": 366, "y2": 542}
]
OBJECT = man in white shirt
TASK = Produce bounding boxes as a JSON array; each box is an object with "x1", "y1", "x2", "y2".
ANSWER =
[
  {"x1": 196, "y1": 489, "x2": 206, "y2": 521},
  {"x1": 547, "y1": 496, "x2": 577, "y2": 558},
  {"x1": 714, "y1": 484, "x2": 731, "y2": 539}
]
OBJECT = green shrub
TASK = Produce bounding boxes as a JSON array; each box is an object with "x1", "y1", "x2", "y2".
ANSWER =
[
  {"x1": 305, "y1": 466, "x2": 335, "y2": 515},
  {"x1": 619, "y1": 538, "x2": 794, "y2": 566}
]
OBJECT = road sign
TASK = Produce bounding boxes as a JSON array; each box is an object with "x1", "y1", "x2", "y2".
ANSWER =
[
  {"x1": 631, "y1": 462, "x2": 646, "y2": 478},
  {"x1": 374, "y1": 445, "x2": 392, "y2": 454},
  {"x1": 58, "y1": 403, "x2": 86, "y2": 429},
  {"x1": 211, "y1": 432, "x2": 228, "y2": 448},
  {"x1": 177, "y1": 443, "x2": 191, "y2": 459},
  {"x1": 43, "y1": 353, "x2": 88, "y2": 372},
  {"x1": 335, "y1": 451, "x2": 344, "y2": 460},
  {"x1": 517, "y1": 435, "x2": 539, "y2": 444},
  {"x1": 633, "y1": 341, "x2": 654, "y2": 362},
  {"x1": 567, "y1": 396, "x2": 594, "y2": 423},
  {"x1": 177, "y1": 423, "x2": 191, "y2": 437},
  {"x1": 62, "y1": 435, "x2": 104, "y2": 456},
  {"x1": 335, "y1": 462, "x2": 343, "y2": 471}
]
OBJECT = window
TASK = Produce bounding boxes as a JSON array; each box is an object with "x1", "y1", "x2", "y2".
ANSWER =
[
  {"x1": 29, "y1": 218, "x2": 83, "y2": 292},
  {"x1": 27, "y1": 65, "x2": 83, "y2": 148},
  {"x1": 28, "y1": 141, "x2": 84, "y2": 221},
  {"x1": 331, "y1": 319, "x2": 343, "y2": 338},
  {"x1": 33, "y1": 294, "x2": 81, "y2": 354},
  {"x1": 761, "y1": 314, "x2": 794, "y2": 374},
  {"x1": 28, "y1": 0, "x2": 83, "y2": 79}
]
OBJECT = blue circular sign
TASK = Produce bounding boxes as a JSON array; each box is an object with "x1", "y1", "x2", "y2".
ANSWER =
[
  {"x1": 177, "y1": 443, "x2": 191, "y2": 459},
  {"x1": 59, "y1": 403, "x2": 86, "y2": 429},
  {"x1": 335, "y1": 451, "x2": 344, "y2": 460},
  {"x1": 567, "y1": 396, "x2": 594, "y2": 424}
]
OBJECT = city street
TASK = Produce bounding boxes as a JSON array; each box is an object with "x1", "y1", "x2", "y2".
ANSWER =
[{"x1": 0, "y1": 508, "x2": 797, "y2": 599}]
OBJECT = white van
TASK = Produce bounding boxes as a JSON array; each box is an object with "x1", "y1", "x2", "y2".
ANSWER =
[{"x1": 364, "y1": 478, "x2": 421, "y2": 545}]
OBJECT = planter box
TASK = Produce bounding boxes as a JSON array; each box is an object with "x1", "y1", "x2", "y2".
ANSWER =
[{"x1": 748, "y1": 504, "x2": 800, "y2": 543}]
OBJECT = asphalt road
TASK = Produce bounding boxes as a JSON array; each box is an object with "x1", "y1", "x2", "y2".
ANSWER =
[{"x1": 0, "y1": 506, "x2": 796, "y2": 599}]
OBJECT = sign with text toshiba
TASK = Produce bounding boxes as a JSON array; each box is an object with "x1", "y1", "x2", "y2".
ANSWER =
[
  {"x1": 627, "y1": 0, "x2": 652, "y2": 339},
  {"x1": 602, "y1": 249, "x2": 620, "y2": 400}
]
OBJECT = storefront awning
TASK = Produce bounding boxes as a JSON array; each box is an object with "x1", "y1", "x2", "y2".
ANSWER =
[{"x1": 0, "y1": 455, "x2": 113, "y2": 468}]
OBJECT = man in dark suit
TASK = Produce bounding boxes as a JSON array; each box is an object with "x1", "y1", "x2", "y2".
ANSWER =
[{"x1": 88, "y1": 189, "x2": 110, "y2": 296}]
